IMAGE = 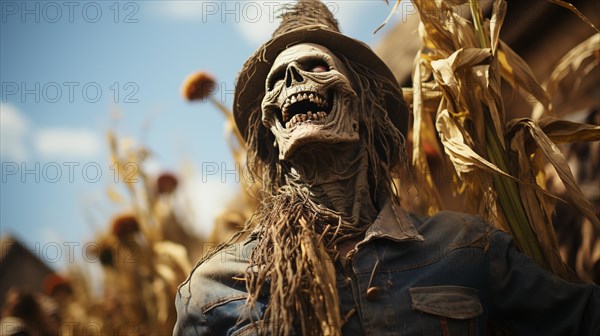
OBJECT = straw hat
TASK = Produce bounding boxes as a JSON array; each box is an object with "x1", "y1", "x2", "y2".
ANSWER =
[{"x1": 233, "y1": 0, "x2": 408, "y2": 151}]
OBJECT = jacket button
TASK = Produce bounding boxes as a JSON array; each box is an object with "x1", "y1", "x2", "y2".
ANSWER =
[{"x1": 366, "y1": 287, "x2": 380, "y2": 301}]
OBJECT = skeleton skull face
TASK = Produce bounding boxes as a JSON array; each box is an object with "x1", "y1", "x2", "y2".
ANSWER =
[{"x1": 261, "y1": 43, "x2": 359, "y2": 160}]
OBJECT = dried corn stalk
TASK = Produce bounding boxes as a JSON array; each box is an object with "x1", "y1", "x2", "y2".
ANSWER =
[
  {"x1": 390, "y1": 0, "x2": 600, "y2": 280},
  {"x1": 103, "y1": 130, "x2": 193, "y2": 333}
]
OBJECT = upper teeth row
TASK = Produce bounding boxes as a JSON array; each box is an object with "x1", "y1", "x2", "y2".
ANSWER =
[
  {"x1": 282, "y1": 92, "x2": 327, "y2": 121},
  {"x1": 284, "y1": 92, "x2": 327, "y2": 107},
  {"x1": 285, "y1": 111, "x2": 329, "y2": 129}
]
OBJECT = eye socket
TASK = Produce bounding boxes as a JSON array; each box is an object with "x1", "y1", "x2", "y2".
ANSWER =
[
  {"x1": 305, "y1": 59, "x2": 330, "y2": 73},
  {"x1": 267, "y1": 58, "x2": 330, "y2": 90},
  {"x1": 267, "y1": 71, "x2": 285, "y2": 91}
]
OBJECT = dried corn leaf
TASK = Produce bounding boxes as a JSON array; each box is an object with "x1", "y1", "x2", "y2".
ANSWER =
[
  {"x1": 461, "y1": 71, "x2": 487, "y2": 145},
  {"x1": 546, "y1": 33, "x2": 600, "y2": 95},
  {"x1": 412, "y1": 54, "x2": 427, "y2": 168},
  {"x1": 412, "y1": 54, "x2": 444, "y2": 213},
  {"x1": 429, "y1": 47, "x2": 509, "y2": 149},
  {"x1": 533, "y1": 34, "x2": 600, "y2": 119},
  {"x1": 436, "y1": 109, "x2": 514, "y2": 179},
  {"x1": 152, "y1": 277, "x2": 170, "y2": 323},
  {"x1": 469, "y1": 62, "x2": 507, "y2": 148},
  {"x1": 509, "y1": 119, "x2": 600, "y2": 231},
  {"x1": 539, "y1": 117, "x2": 600, "y2": 144},
  {"x1": 156, "y1": 264, "x2": 177, "y2": 287},
  {"x1": 498, "y1": 41, "x2": 551, "y2": 112},
  {"x1": 414, "y1": 1, "x2": 456, "y2": 56},
  {"x1": 545, "y1": 0, "x2": 599, "y2": 33},
  {"x1": 154, "y1": 241, "x2": 192, "y2": 278},
  {"x1": 418, "y1": 22, "x2": 437, "y2": 52},
  {"x1": 430, "y1": 47, "x2": 491, "y2": 96},
  {"x1": 509, "y1": 129, "x2": 577, "y2": 279},
  {"x1": 437, "y1": 0, "x2": 468, "y2": 6},
  {"x1": 374, "y1": 0, "x2": 401, "y2": 34},
  {"x1": 431, "y1": 47, "x2": 493, "y2": 82},
  {"x1": 489, "y1": 0, "x2": 507, "y2": 55},
  {"x1": 446, "y1": 11, "x2": 479, "y2": 49}
]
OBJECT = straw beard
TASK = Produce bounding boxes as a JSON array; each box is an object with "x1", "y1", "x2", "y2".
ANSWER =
[
  {"x1": 241, "y1": 56, "x2": 409, "y2": 336},
  {"x1": 245, "y1": 182, "x2": 364, "y2": 336}
]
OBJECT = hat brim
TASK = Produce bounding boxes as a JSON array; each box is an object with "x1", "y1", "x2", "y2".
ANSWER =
[{"x1": 233, "y1": 25, "x2": 408, "y2": 146}]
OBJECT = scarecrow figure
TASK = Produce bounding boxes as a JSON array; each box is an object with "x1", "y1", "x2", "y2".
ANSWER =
[{"x1": 175, "y1": 1, "x2": 599, "y2": 335}]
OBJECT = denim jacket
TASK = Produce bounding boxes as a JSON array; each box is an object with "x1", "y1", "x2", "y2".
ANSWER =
[{"x1": 174, "y1": 203, "x2": 600, "y2": 335}]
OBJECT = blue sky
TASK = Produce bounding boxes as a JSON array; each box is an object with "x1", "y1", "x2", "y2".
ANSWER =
[{"x1": 0, "y1": 0, "x2": 405, "y2": 269}]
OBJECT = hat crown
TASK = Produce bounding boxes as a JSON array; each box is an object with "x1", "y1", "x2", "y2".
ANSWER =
[{"x1": 273, "y1": 0, "x2": 340, "y2": 37}]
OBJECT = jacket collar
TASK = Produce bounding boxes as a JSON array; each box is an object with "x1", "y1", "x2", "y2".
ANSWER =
[
  {"x1": 248, "y1": 200, "x2": 424, "y2": 246},
  {"x1": 358, "y1": 201, "x2": 424, "y2": 247}
]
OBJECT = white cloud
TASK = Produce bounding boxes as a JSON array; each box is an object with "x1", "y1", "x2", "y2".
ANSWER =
[
  {"x1": 0, "y1": 104, "x2": 103, "y2": 161},
  {"x1": 34, "y1": 129, "x2": 102, "y2": 158},
  {"x1": 235, "y1": 1, "x2": 294, "y2": 46},
  {"x1": 0, "y1": 103, "x2": 30, "y2": 161}
]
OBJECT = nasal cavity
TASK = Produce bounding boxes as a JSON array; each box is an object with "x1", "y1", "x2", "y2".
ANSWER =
[{"x1": 286, "y1": 65, "x2": 304, "y2": 87}]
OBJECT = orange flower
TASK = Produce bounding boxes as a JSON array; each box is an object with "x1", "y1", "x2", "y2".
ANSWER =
[
  {"x1": 181, "y1": 71, "x2": 217, "y2": 101},
  {"x1": 156, "y1": 172, "x2": 178, "y2": 195},
  {"x1": 111, "y1": 214, "x2": 139, "y2": 238}
]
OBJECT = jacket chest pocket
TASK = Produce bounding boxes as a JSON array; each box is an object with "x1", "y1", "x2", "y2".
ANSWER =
[{"x1": 409, "y1": 286, "x2": 483, "y2": 336}]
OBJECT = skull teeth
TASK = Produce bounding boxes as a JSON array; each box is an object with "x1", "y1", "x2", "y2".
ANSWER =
[
  {"x1": 281, "y1": 92, "x2": 329, "y2": 122},
  {"x1": 284, "y1": 110, "x2": 329, "y2": 128}
]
